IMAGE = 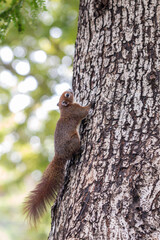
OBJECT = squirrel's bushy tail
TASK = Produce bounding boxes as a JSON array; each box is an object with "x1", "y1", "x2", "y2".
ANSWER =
[{"x1": 23, "y1": 156, "x2": 65, "y2": 225}]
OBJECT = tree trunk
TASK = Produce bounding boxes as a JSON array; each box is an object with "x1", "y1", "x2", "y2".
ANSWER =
[{"x1": 49, "y1": 0, "x2": 160, "y2": 239}]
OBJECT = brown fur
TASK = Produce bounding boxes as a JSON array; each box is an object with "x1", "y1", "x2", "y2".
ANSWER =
[{"x1": 23, "y1": 90, "x2": 90, "y2": 225}]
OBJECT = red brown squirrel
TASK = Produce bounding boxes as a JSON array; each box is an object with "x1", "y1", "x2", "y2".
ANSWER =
[{"x1": 23, "y1": 89, "x2": 91, "y2": 225}]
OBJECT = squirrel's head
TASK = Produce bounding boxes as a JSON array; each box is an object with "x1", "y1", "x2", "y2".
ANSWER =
[{"x1": 57, "y1": 89, "x2": 74, "y2": 108}]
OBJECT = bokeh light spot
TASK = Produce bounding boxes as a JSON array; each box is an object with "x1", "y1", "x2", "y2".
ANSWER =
[
  {"x1": 50, "y1": 27, "x2": 62, "y2": 39},
  {"x1": 0, "y1": 46, "x2": 14, "y2": 64},
  {"x1": 62, "y1": 56, "x2": 72, "y2": 67},
  {"x1": 9, "y1": 94, "x2": 32, "y2": 113},
  {"x1": 31, "y1": 170, "x2": 42, "y2": 181},
  {"x1": 30, "y1": 50, "x2": 47, "y2": 64},
  {"x1": 0, "y1": 70, "x2": 17, "y2": 88},
  {"x1": 13, "y1": 59, "x2": 30, "y2": 76},
  {"x1": 55, "y1": 83, "x2": 71, "y2": 96},
  {"x1": 39, "y1": 12, "x2": 54, "y2": 26},
  {"x1": 18, "y1": 76, "x2": 38, "y2": 93},
  {"x1": 13, "y1": 46, "x2": 26, "y2": 58}
]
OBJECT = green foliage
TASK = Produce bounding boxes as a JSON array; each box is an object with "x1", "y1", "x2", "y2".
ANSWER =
[
  {"x1": 0, "y1": 0, "x2": 46, "y2": 39},
  {"x1": 0, "y1": 0, "x2": 79, "y2": 239}
]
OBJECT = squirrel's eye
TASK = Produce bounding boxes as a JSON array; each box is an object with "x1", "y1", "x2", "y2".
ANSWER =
[{"x1": 65, "y1": 93, "x2": 70, "y2": 98}]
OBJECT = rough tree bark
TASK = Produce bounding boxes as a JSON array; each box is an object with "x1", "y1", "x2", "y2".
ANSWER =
[{"x1": 49, "y1": 0, "x2": 160, "y2": 239}]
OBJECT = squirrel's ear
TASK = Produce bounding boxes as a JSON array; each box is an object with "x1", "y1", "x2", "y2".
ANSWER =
[
  {"x1": 61, "y1": 100, "x2": 69, "y2": 107},
  {"x1": 57, "y1": 102, "x2": 59, "y2": 106}
]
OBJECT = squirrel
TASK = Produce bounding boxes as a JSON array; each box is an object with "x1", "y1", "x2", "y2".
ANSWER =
[{"x1": 23, "y1": 89, "x2": 91, "y2": 225}]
